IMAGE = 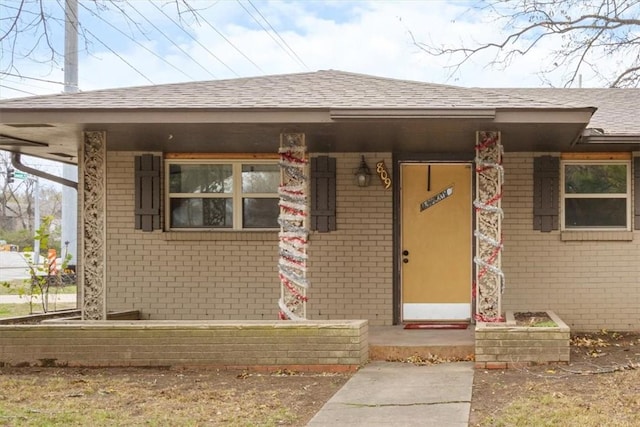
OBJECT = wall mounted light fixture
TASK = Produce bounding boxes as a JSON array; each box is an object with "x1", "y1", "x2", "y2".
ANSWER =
[{"x1": 354, "y1": 155, "x2": 372, "y2": 187}]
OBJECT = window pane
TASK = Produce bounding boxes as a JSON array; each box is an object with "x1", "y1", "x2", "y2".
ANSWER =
[
  {"x1": 565, "y1": 198, "x2": 626, "y2": 228},
  {"x1": 170, "y1": 198, "x2": 232, "y2": 228},
  {"x1": 242, "y1": 198, "x2": 279, "y2": 228},
  {"x1": 169, "y1": 164, "x2": 232, "y2": 193},
  {"x1": 242, "y1": 164, "x2": 280, "y2": 193},
  {"x1": 564, "y1": 164, "x2": 627, "y2": 194}
]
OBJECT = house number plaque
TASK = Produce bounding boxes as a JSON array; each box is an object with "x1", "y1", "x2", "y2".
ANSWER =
[
  {"x1": 376, "y1": 161, "x2": 391, "y2": 189},
  {"x1": 420, "y1": 186, "x2": 453, "y2": 212}
]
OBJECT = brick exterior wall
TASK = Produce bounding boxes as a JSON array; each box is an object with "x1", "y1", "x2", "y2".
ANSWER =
[
  {"x1": 307, "y1": 153, "x2": 393, "y2": 324},
  {"x1": 103, "y1": 150, "x2": 638, "y2": 331},
  {"x1": 502, "y1": 153, "x2": 640, "y2": 331},
  {"x1": 0, "y1": 320, "x2": 368, "y2": 371},
  {"x1": 106, "y1": 151, "x2": 393, "y2": 325}
]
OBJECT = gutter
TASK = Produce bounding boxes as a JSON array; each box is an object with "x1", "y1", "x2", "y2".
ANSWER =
[
  {"x1": 330, "y1": 108, "x2": 496, "y2": 119},
  {"x1": 579, "y1": 133, "x2": 640, "y2": 145},
  {"x1": 11, "y1": 152, "x2": 78, "y2": 190}
]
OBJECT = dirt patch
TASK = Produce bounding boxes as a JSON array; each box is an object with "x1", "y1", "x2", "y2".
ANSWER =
[
  {"x1": 470, "y1": 331, "x2": 640, "y2": 426},
  {"x1": 0, "y1": 367, "x2": 350, "y2": 426},
  {"x1": 513, "y1": 311, "x2": 557, "y2": 327}
]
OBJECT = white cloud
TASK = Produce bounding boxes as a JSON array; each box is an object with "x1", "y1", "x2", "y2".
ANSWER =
[{"x1": 1, "y1": 0, "x2": 618, "y2": 99}]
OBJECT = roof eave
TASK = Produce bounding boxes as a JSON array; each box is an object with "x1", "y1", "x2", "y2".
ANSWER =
[
  {"x1": 579, "y1": 134, "x2": 640, "y2": 145},
  {"x1": 494, "y1": 107, "x2": 596, "y2": 124},
  {"x1": 0, "y1": 109, "x2": 334, "y2": 124},
  {"x1": 329, "y1": 108, "x2": 496, "y2": 119}
]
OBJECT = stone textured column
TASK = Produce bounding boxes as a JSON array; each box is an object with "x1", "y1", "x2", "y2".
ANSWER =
[
  {"x1": 278, "y1": 133, "x2": 309, "y2": 320},
  {"x1": 80, "y1": 131, "x2": 107, "y2": 320},
  {"x1": 474, "y1": 131, "x2": 504, "y2": 322}
]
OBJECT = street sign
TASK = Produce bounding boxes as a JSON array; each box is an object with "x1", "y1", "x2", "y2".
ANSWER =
[{"x1": 14, "y1": 171, "x2": 28, "y2": 179}]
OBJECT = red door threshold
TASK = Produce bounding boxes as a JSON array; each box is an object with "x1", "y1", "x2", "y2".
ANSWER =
[{"x1": 403, "y1": 322, "x2": 469, "y2": 330}]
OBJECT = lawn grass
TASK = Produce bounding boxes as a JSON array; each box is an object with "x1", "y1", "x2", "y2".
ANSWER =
[
  {"x1": 0, "y1": 302, "x2": 77, "y2": 318},
  {"x1": 0, "y1": 369, "x2": 319, "y2": 427},
  {"x1": 484, "y1": 372, "x2": 640, "y2": 427},
  {"x1": 0, "y1": 280, "x2": 77, "y2": 295}
]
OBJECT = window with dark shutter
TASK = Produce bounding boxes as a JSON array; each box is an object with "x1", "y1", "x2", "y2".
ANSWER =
[
  {"x1": 310, "y1": 156, "x2": 336, "y2": 232},
  {"x1": 533, "y1": 156, "x2": 560, "y2": 232},
  {"x1": 135, "y1": 154, "x2": 161, "y2": 232},
  {"x1": 635, "y1": 157, "x2": 640, "y2": 230}
]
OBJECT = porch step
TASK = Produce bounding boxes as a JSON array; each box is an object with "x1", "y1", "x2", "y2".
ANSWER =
[
  {"x1": 369, "y1": 344, "x2": 475, "y2": 362},
  {"x1": 368, "y1": 325, "x2": 475, "y2": 362}
]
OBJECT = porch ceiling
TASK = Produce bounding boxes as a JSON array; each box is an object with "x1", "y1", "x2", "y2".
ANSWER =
[{"x1": 0, "y1": 109, "x2": 597, "y2": 165}]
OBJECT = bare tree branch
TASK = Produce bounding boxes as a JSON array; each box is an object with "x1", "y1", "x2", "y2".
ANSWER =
[
  {"x1": 413, "y1": 0, "x2": 640, "y2": 87},
  {"x1": 0, "y1": 0, "x2": 202, "y2": 80}
]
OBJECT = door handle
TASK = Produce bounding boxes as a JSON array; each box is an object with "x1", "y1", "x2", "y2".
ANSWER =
[{"x1": 402, "y1": 250, "x2": 409, "y2": 256}]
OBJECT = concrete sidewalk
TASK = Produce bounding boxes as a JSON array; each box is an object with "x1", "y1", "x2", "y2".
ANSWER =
[{"x1": 307, "y1": 361, "x2": 474, "y2": 427}]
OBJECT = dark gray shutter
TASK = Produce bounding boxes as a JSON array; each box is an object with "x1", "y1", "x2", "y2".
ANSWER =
[
  {"x1": 634, "y1": 157, "x2": 640, "y2": 230},
  {"x1": 533, "y1": 156, "x2": 560, "y2": 232},
  {"x1": 311, "y1": 156, "x2": 336, "y2": 232},
  {"x1": 134, "y1": 154, "x2": 161, "y2": 232}
]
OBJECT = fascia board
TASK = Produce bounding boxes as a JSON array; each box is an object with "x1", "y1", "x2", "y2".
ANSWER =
[
  {"x1": 580, "y1": 134, "x2": 640, "y2": 144},
  {"x1": 330, "y1": 108, "x2": 495, "y2": 119},
  {"x1": 0, "y1": 109, "x2": 334, "y2": 124},
  {"x1": 494, "y1": 108, "x2": 596, "y2": 124}
]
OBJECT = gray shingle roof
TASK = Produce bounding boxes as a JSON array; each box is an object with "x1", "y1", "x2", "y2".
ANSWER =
[
  {"x1": 0, "y1": 70, "x2": 570, "y2": 110},
  {"x1": 1, "y1": 70, "x2": 637, "y2": 135},
  {"x1": 492, "y1": 88, "x2": 640, "y2": 135}
]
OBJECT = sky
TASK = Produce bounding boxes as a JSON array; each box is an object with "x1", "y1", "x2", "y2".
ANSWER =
[{"x1": 0, "y1": 0, "x2": 616, "y2": 100}]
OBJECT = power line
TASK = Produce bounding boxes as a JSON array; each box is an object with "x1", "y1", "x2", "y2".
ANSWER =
[
  {"x1": 83, "y1": 27, "x2": 155, "y2": 85},
  {"x1": 0, "y1": 83, "x2": 37, "y2": 96},
  {"x1": 1, "y1": 72, "x2": 64, "y2": 85},
  {"x1": 77, "y1": 2, "x2": 196, "y2": 81},
  {"x1": 148, "y1": 1, "x2": 239, "y2": 77},
  {"x1": 247, "y1": 0, "x2": 308, "y2": 70},
  {"x1": 126, "y1": 2, "x2": 217, "y2": 79},
  {"x1": 1, "y1": 73, "x2": 68, "y2": 96},
  {"x1": 241, "y1": 0, "x2": 308, "y2": 71},
  {"x1": 191, "y1": 8, "x2": 265, "y2": 74}
]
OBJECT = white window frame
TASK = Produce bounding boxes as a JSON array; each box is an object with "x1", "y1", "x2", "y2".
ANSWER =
[
  {"x1": 560, "y1": 160, "x2": 631, "y2": 231},
  {"x1": 165, "y1": 159, "x2": 280, "y2": 231}
]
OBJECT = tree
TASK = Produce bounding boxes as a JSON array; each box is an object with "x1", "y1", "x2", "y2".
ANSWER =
[
  {"x1": 413, "y1": 0, "x2": 640, "y2": 88},
  {"x1": 1, "y1": 151, "x2": 35, "y2": 231},
  {"x1": 0, "y1": 0, "x2": 199, "y2": 78},
  {"x1": 0, "y1": 150, "x2": 62, "y2": 247}
]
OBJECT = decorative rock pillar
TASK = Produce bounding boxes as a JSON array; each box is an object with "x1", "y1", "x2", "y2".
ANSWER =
[
  {"x1": 474, "y1": 131, "x2": 504, "y2": 322},
  {"x1": 278, "y1": 133, "x2": 309, "y2": 320},
  {"x1": 80, "y1": 131, "x2": 107, "y2": 320}
]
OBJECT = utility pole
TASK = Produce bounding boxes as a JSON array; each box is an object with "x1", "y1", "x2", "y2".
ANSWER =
[
  {"x1": 64, "y1": 0, "x2": 79, "y2": 94},
  {"x1": 62, "y1": 0, "x2": 78, "y2": 267}
]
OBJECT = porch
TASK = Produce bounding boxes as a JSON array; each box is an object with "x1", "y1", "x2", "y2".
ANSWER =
[
  {"x1": 369, "y1": 325, "x2": 475, "y2": 361},
  {"x1": 0, "y1": 318, "x2": 476, "y2": 370}
]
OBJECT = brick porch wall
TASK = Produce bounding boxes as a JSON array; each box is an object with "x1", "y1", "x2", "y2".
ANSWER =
[
  {"x1": 501, "y1": 152, "x2": 640, "y2": 331},
  {"x1": 105, "y1": 151, "x2": 393, "y2": 325},
  {"x1": 0, "y1": 320, "x2": 368, "y2": 371}
]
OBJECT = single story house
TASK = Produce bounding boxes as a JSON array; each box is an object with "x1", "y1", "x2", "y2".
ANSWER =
[{"x1": 1, "y1": 70, "x2": 638, "y2": 331}]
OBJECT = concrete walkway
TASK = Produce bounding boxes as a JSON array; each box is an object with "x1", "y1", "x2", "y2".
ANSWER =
[{"x1": 307, "y1": 361, "x2": 474, "y2": 427}]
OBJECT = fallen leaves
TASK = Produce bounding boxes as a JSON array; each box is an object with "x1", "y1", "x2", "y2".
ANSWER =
[
  {"x1": 391, "y1": 352, "x2": 473, "y2": 366},
  {"x1": 571, "y1": 336, "x2": 609, "y2": 348}
]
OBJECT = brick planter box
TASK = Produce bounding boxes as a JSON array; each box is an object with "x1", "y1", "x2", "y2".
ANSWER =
[
  {"x1": 475, "y1": 310, "x2": 570, "y2": 369},
  {"x1": 0, "y1": 320, "x2": 368, "y2": 372}
]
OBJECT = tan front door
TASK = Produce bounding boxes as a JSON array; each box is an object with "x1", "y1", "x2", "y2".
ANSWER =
[{"x1": 400, "y1": 163, "x2": 472, "y2": 321}]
